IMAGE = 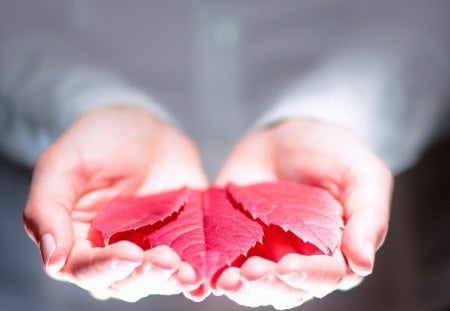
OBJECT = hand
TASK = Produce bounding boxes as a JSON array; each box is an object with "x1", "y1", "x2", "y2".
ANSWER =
[
  {"x1": 23, "y1": 106, "x2": 208, "y2": 302},
  {"x1": 214, "y1": 119, "x2": 393, "y2": 309}
]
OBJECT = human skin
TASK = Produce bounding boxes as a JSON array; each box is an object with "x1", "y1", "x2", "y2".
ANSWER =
[
  {"x1": 23, "y1": 106, "x2": 208, "y2": 302},
  {"x1": 22, "y1": 112, "x2": 392, "y2": 307},
  {"x1": 214, "y1": 119, "x2": 393, "y2": 309}
]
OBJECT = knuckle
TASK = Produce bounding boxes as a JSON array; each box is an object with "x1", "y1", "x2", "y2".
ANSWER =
[{"x1": 22, "y1": 202, "x2": 39, "y2": 236}]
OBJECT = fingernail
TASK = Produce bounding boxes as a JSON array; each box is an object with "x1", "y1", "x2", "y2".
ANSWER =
[
  {"x1": 365, "y1": 242, "x2": 374, "y2": 269},
  {"x1": 40, "y1": 234, "x2": 65, "y2": 273},
  {"x1": 353, "y1": 242, "x2": 375, "y2": 277},
  {"x1": 40, "y1": 233, "x2": 55, "y2": 267}
]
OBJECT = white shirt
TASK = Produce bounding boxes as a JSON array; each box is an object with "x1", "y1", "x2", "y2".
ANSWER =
[{"x1": 0, "y1": 0, "x2": 449, "y2": 176}]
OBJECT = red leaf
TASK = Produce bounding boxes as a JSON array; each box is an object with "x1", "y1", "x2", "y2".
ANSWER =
[
  {"x1": 145, "y1": 187, "x2": 263, "y2": 281},
  {"x1": 91, "y1": 181, "x2": 343, "y2": 285},
  {"x1": 91, "y1": 187, "x2": 190, "y2": 245},
  {"x1": 227, "y1": 181, "x2": 343, "y2": 254}
]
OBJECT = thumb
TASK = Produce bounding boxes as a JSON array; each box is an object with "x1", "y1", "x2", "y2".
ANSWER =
[
  {"x1": 341, "y1": 170, "x2": 393, "y2": 276},
  {"x1": 23, "y1": 158, "x2": 76, "y2": 274}
]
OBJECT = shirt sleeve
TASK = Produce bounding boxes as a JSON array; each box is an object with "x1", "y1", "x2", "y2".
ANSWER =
[
  {"x1": 255, "y1": 19, "x2": 450, "y2": 174},
  {"x1": 0, "y1": 32, "x2": 175, "y2": 167}
]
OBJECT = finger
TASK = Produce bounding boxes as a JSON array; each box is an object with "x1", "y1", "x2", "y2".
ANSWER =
[
  {"x1": 338, "y1": 269, "x2": 364, "y2": 291},
  {"x1": 224, "y1": 269, "x2": 311, "y2": 310},
  {"x1": 215, "y1": 133, "x2": 277, "y2": 186},
  {"x1": 175, "y1": 262, "x2": 210, "y2": 302},
  {"x1": 90, "y1": 290, "x2": 111, "y2": 301},
  {"x1": 214, "y1": 258, "x2": 275, "y2": 296},
  {"x1": 240, "y1": 256, "x2": 276, "y2": 282},
  {"x1": 226, "y1": 278, "x2": 308, "y2": 310},
  {"x1": 108, "y1": 265, "x2": 181, "y2": 300},
  {"x1": 111, "y1": 264, "x2": 180, "y2": 297},
  {"x1": 214, "y1": 257, "x2": 275, "y2": 301},
  {"x1": 144, "y1": 245, "x2": 181, "y2": 270},
  {"x1": 175, "y1": 261, "x2": 201, "y2": 290},
  {"x1": 276, "y1": 252, "x2": 346, "y2": 298},
  {"x1": 215, "y1": 267, "x2": 243, "y2": 293},
  {"x1": 183, "y1": 284, "x2": 210, "y2": 303},
  {"x1": 216, "y1": 257, "x2": 312, "y2": 309},
  {"x1": 109, "y1": 245, "x2": 182, "y2": 297},
  {"x1": 341, "y1": 166, "x2": 393, "y2": 276},
  {"x1": 90, "y1": 287, "x2": 141, "y2": 303},
  {"x1": 23, "y1": 155, "x2": 80, "y2": 273},
  {"x1": 63, "y1": 240, "x2": 143, "y2": 290}
]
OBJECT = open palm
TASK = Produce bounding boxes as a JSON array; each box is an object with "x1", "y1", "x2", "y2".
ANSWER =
[
  {"x1": 215, "y1": 119, "x2": 393, "y2": 309},
  {"x1": 23, "y1": 107, "x2": 208, "y2": 301}
]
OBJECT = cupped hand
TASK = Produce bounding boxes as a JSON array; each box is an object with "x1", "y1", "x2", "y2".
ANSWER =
[
  {"x1": 23, "y1": 106, "x2": 208, "y2": 301},
  {"x1": 214, "y1": 119, "x2": 393, "y2": 309}
]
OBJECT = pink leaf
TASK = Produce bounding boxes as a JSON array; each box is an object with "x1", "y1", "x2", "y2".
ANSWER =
[
  {"x1": 145, "y1": 187, "x2": 263, "y2": 282},
  {"x1": 91, "y1": 181, "x2": 343, "y2": 285},
  {"x1": 227, "y1": 181, "x2": 343, "y2": 254},
  {"x1": 91, "y1": 187, "x2": 190, "y2": 245}
]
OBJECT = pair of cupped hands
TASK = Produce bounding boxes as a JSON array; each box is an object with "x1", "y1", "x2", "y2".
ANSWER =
[{"x1": 23, "y1": 106, "x2": 392, "y2": 310}]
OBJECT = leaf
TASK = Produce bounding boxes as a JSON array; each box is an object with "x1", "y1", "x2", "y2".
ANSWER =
[
  {"x1": 145, "y1": 187, "x2": 263, "y2": 281},
  {"x1": 91, "y1": 181, "x2": 343, "y2": 285},
  {"x1": 91, "y1": 187, "x2": 190, "y2": 245},
  {"x1": 227, "y1": 181, "x2": 343, "y2": 254}
]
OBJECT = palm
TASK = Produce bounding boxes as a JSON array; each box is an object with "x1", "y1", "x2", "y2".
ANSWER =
[
  {"x1": 215, "y1": 120, "x2": 392, "y2": 309},
  {"x1": 25, "y1": 107, "x2": 207, "y2": 301}
]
